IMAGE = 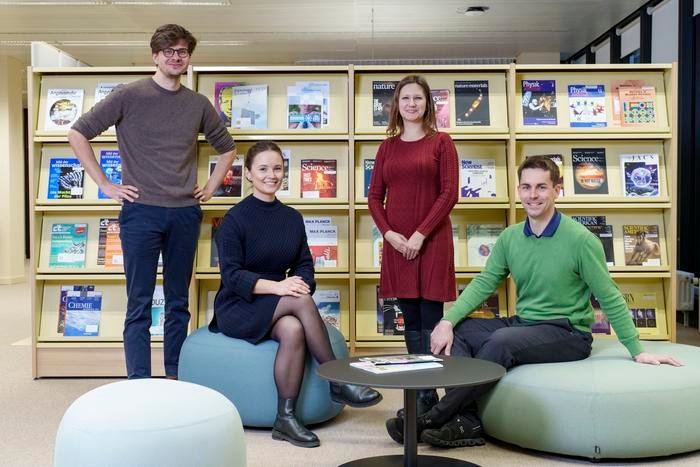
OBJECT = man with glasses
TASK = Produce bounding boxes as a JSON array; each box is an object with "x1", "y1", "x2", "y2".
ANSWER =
[{"x1": 68, "y1": 24, "x2": 236, "y2": 379}]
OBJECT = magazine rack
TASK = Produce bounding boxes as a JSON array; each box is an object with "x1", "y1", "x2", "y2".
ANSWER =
[{"x1": 27, "y1": 63, "x2": 677, "y2": 376}]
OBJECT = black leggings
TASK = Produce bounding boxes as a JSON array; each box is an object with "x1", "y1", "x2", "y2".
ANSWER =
[
  {"x1": 267, "y1": 294, "x2": 335, "y2": 399},
  {"x1": 397, "y1": 297, "x2": 444, "y2": 333}
]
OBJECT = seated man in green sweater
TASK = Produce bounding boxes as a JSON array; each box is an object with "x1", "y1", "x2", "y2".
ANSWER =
[{"x1": 386, "y1": 155, "x2": 682, "y2": 448}]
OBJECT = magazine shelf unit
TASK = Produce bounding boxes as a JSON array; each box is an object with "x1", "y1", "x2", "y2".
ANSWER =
[
  {"x1": 192, "y1": 66, "x2": 354, "y2": 346},
  {"x1": 512, "y1": 63, "x2": 677, "y2": 342},
  {"x1": 351, "y1": 65, "x2": 514, "y2": 353},
  {"x1": 28, "y1": 63, "x2": 677, "y2": 376}
]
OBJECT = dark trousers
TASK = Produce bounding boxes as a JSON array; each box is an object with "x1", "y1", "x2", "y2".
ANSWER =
[
  {"x1": 428, "y1": 316, "x2": 593, "y2": 424},
  {"x1": 398, "y1": 298, "x2": 444, "y2": 333},
  {"x1": 119, "y1": 202, "x2": 202, "y2": 379}
]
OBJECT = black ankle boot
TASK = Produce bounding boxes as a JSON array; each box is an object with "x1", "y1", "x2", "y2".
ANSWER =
[
  {"x1": 272, "y1": 397, "x2": 320, "y2": 448},
  {"x1": 330, "y1": 383, "x2": 382, "y2": 407},
  {"x1": 385, "y1": 412, "x2": 437, "y2": 445}
]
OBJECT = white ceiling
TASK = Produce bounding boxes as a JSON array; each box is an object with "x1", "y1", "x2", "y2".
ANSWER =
[{"x1": 0, "y1": 0, "x2": 647, "y2": 67}]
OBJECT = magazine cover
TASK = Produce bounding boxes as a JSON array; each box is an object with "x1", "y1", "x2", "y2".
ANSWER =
[
  {"x1": 611, "y1": 79, "x2": 644, "y2": 125},
  {"x1": 589, "y1": 295, "x2": 611, "y2": 335},
  {"x1": 98, "y1": 150, "x2": 121, "y2": 199},
  {"x1": 470, "y1": 293, "x2": 500, "y2": 319},
  {"x1": 466, "y1": 224, "x2": 504, "y2": 267},
  {"x1": 521, "y1": 80, "x2": 557, "y2": 126},
  {"x1": 452, "y1": 225, "x2": 459, "y2": 267},
  {"x1": 209, "y1": 156, "x2": 242, "y2": 197},
  {"x1": 300, "y1": 159, "x2": 337, "y2": 198},
  {"x1": 278, "y1": 149, "x2": 291, "y2": 197},
  {"x1": 572, "y1": 148, "x2": 608, "y2": 194},
  {"x1": 231, "y1": 84, "x2": 268, "y2": 129},
  {"x1": 49, "y1": 223, "x2": 87, "y2": 268},
  {"x1": 571, "y1": 216, "x2": 614, "y2": 266},
  {"x1": 363, "y1": 159, "x2": 375, "y2": 198},
  {"x1": 460, "y1": 158, "x2": 497, "y2": 197},
  {"x1": 620, "y1": 153, "x2": 660, "y2": 197},
  {"x1": 622, "y1": 291, "x2": 661, "y2": 334},
  {"x1": 454, "y1": 80, "x2": 490, "y2": 126},
  {"x1": 48, "y1": 157, "x2": 84, "y2": 200},
  {"x1": 288, "y1": 84, "x2": 323, "y2": 129},
  {"x1": 304, "y1": 216, "x2": 338, "y2": 268},
  {"x1": 206, "y1": 290, "x2": 217, "y2": 325},
  {"x1": 372, "y1": 225, "x2": 383, "y2": 268},
  {"x1": 149, "y1": 285, "x2": 165, "y2": 336},
  {"x1": 372, "y1": 81, "x2": 397, "y2": 126},
  {"x1": 623, "y1": 224, "x2": 661, "y2": 266},
  {"x1": 620, "y1": 86, "x2": 656, "y2": 126},
  {"x1": 97, "y1": 218, "x2": 122, "y2": 268},
  {"x1": 94, "y1": 82, "x2": 122, "y2": 104},
  {"x1": 210, "y1": 217, "x2": 224, "y2": 267},
  {"x1": 312, "y1": 289, "x2": 341, "y2": 330},
  {"x1": 567, "y1": 84, "x2": 607, "y2": 128},
  {"x1": 63, "y1": 290, "x2": 102, "y2": 337},
  {"x1": 214, "y1": 81, "x2": 244, "y2": 126},
  {"x1": 57, "y1": 285, "x2": 95, "y2": 334},
  {"x1": 431, "y1": 89, "x2": 451, "y2": 128},
  {"x1": 44, "y1": 88, "x2": 84, "y2": 131},
  {"x1": 297, "y1": 81, "x2": 330, "y2": 127},
  {"x1": 378, "y1": 293, "x2": 404, "y2": 336}
]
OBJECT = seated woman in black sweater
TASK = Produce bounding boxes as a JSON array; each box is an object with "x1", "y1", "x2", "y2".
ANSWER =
[{"x1": 211, "y1": 141, "x2": 381, "y2": 448}]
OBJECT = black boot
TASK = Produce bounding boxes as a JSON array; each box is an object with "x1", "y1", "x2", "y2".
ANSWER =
[
  {"x1": 272, "y1": 397, "x2": 320, "y2": 448},
  {"x1": 330, "y1": 383, "x2": 382, "y2": 407},
  {"x1": 385, "y1": 412, "x2": 438, "y2": 445}
]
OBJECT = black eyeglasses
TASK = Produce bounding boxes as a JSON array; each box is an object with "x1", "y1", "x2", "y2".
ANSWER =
[{"x1": 162, "y1": 47, "x2": 190, "y2": 58}]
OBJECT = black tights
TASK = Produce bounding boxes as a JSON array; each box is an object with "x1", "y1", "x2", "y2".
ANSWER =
[
  {"x1": 398, "y1": 297, "x2": 444, "y2": 333},
  {"x1": 268, "y1": 294, "x2": 335, "y2": 399}
]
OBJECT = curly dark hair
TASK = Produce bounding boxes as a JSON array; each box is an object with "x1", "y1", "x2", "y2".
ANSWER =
[{"x1": 150, "y1": 24, "x2": 197, "y2": 54}]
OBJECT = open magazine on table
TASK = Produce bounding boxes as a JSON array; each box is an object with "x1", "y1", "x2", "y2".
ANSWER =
[{"x1": 350, "y1": 355, "x2": 443, "y2": 374}]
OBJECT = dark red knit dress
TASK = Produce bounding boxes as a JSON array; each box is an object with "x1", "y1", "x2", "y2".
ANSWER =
[{"x1": 368, "y1": 132, "x2": 458, "y2": 302}]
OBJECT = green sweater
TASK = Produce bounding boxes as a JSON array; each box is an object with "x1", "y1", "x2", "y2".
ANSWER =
[{"x1": 444, "y1": 214, "x2": 644, "y2": 357}]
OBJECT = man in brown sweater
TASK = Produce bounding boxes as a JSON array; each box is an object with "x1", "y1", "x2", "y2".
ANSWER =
[{"x1": 68, "y1": 24, "x2": 236, "y2": 379}]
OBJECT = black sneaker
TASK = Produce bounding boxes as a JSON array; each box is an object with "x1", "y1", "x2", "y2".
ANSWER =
[
  {"x1": 420, "y1": 415, "x2": 485, "y2": 448},
  {"x1": 385, "y1": 413, "x2": 436, "y2": 445}
]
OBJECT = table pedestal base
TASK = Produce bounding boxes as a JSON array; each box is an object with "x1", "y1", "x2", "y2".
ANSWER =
[{"x1": 340, "y1": 454, "x2": 478, "y2": 467}]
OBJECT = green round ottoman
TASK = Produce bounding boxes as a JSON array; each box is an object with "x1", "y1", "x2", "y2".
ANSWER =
[
  {"x1": 178, "y1": 323, "x2": 347, "y2": 427},
  {"x1": 477, "y1": 340, "x2": 700, "y2": 460}
]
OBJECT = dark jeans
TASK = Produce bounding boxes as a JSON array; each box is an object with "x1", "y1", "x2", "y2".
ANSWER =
[
  {"x1": 119, "y1": 202, "x2": 202, "y2": 379},
  {"x1": 428, "y1": 316, "x2": 593, "y2": 424}
]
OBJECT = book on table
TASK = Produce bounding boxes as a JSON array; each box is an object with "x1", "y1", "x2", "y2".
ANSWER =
[{"x1": 351, "y1": 355, "x2": 443, "y2": 374}]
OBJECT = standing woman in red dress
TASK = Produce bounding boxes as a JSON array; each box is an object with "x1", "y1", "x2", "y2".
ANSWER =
[{"x1": 368, "y1": 75, "x2": 459, "y2": 417}]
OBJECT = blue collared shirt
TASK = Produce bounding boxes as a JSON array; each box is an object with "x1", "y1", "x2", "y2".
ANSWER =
[{"x1": 523, "y1": 210, "x2": 561, "y2": 238}]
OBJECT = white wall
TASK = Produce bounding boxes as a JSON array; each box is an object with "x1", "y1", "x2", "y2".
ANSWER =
[{"x1": 652, "y1": 0, "x2": 679, "y2": 62}]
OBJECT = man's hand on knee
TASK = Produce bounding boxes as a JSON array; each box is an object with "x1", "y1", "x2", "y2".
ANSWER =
[{"x1": 431, "y1": 320, "x2": 454, "y2": 356}]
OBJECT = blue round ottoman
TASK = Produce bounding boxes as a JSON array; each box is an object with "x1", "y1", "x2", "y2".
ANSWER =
[
  {"x1": 477, "y1": 340, "x2": 700, "y2": 460},
  {"x1": 54, "y1": 379, "x2": 245, "y2": 467},
  {"x1": 179, "y1": 323, "x2": 347, "y2": 427}
]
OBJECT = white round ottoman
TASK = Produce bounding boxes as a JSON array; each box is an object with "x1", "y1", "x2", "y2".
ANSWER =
[{"x1": 54, "y1": 379, "x2": 246, "y2": 467}]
